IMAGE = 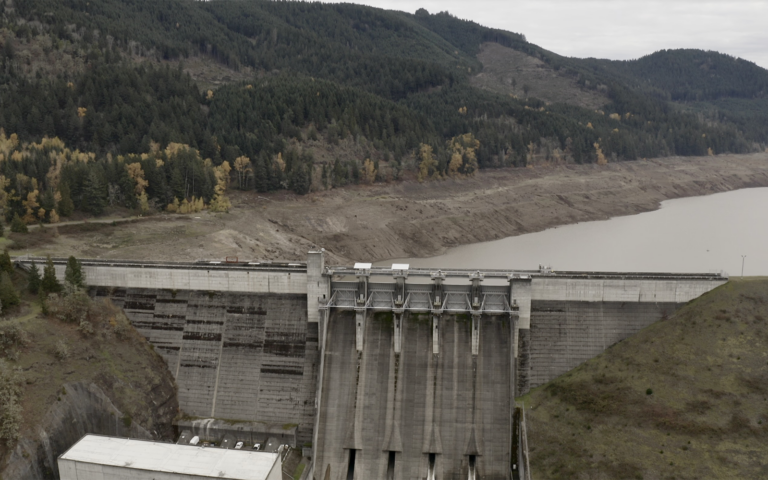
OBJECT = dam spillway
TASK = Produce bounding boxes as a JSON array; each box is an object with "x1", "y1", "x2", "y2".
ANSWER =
[
  {"x1": 15, "y1": 253, "x2": 727, "y2": 479},
  {"x1": 315, "y1": 310, "x2": 513, "y2": 480}
]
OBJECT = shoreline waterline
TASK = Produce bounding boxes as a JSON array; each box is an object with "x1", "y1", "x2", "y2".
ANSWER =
[{"x1": 379, "y1": 187, "x2": 768, "y2": 276}]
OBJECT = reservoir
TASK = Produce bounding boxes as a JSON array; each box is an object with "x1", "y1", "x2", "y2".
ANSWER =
[{"x1": 386, "y1": 187, "x2": 768, "y2": 275}]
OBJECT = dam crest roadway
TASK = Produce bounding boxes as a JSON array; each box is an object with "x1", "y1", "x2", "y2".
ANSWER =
[{"x1": 15, "y1": 252, "x2": 727, "y2": 480}]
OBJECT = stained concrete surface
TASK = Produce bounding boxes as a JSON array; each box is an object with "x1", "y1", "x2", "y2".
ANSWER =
[
  {"x1": 91, "y1": 288, "x2": 319, "y2": 444},
  {"x1": 314, "y1": 312, "x2": 512, "y2": 480}
]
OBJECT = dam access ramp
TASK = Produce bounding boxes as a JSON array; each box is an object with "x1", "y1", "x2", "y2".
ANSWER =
[{"x1": 15, "y1": 253, "x2": 727, "y2": 479}]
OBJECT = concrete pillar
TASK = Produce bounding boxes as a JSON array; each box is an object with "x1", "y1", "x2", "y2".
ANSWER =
[
  {"x1": 393, "y1": 268, "x2": 408, "y2": 307},
  {"x1": 471, "y1": 314, "x2": 480, "y2": 356},
  {"x1": 469, "y1": 271, "x2": 484, "y2": 309},
  {"x1": 431, "y1": 271, "x2": 446, "y2": 309},
  {"x1": 307, "y1": 250, "x2": 330, "y2": 323},
  {"x1": 432, "y1": 315, "x2": 440, "y2": 355},
  {"x1": 509, "y1": 276, "x2": 532, "y2": 358},
  {"x1": 394, "y1": 313, "x2": 403, "y2": 354},
  {"x1": 355, "y1": 267, "x2": 370, "y2": 306},
  {"x1": 516, "y1": 328, "x2": 531, "y2": 395},
  {"x1": 355, "y1": 308, "x2": 366, "y2": 352},
  {"x1": 510, "y1": 276, "x2": 532, "y2": 396}
]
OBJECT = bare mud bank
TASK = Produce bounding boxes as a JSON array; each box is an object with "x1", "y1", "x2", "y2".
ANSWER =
[{"x1": 26, "y1": 153, "x2": 768, "y2": 264}]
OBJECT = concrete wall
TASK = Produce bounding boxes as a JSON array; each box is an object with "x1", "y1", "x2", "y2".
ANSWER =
[
  {"x1": 314, "y1": 311, "x2": 512, "y2": 480},
  {"x1": 306, "y1": 251, "x2": 330, "y2": 324},
  {"x1": 19, "y1": 261, "x2": 308, "y2": 295},
  {"x1": 526, "y1": 300, "x2": 679, "y2": 389},
  {"x1": 531, "y1": 277, "x2": 722, "y2": 303},
  {"x1": 511, "y1": 277, "x2": 726, "y2": 392},
  {"x1": 92, "y1": 288, "x2": 318, "y2": 444}
]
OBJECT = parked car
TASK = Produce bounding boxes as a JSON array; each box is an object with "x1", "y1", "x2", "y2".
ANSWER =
[
  {"x1": 235, "y1": 442, "x2": 243, "y2": 450},
  {"x1": 253, "y1": 443, "x2": 261, "y2": 451}
]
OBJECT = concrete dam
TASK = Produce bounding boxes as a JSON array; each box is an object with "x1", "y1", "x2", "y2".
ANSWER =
[{"x1": 17, "y1": 253, "x2": 727, "y2": 479}]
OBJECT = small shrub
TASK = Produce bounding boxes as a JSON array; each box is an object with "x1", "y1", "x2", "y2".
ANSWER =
[
  {"x1": 0, "y1": 322, "x2": 30, "y2": 357},
  {"x1": 78, "y1": 320, "x2": 94, "y2": 336},
  {"x1": 54, "y1": 339, "x2": 70, "y2": 360},
  {"x1": 110, "y1": 312, "x2": 131, "y2": 339},
  {"x1": 10, "y1": 213, "x2": 27, "y2": 234},
  {"x1": 646, "y1": 388, "x2": 653, "y2": 395},
  {"x1": 122, "y1": 415, "x2": 132, "y2": 428}
]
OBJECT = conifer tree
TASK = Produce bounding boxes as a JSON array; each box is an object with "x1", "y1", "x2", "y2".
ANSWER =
[
  {"x1": 0, "y1": 272, "x2": 19, "y2": 311},
  {"x1": 0, "y1": 250, "x2": 12, "y2": 276},
  {"x1": 42, "y1": 256, "x2": 62, "y2": 294},
  {"x1": 27, "y1": 262, "x2": 41, "y2": 294},
  {"x1": 65, "y1": 256, "x2": 85, "y2": 289},
  {"x1": 10, "y1": 214, "x2": 27, "y2": 233},
  {"x1": 82, "y1": 170, "x2": 106, "y2": 215},
  {"x1": 58, "y1": 183, "x2": 75, "y2": 217}
]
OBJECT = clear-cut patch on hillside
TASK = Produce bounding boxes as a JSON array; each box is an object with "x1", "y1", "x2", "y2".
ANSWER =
[{"x1": 471, "y1": 42, "x2": 608, "y2": 110}]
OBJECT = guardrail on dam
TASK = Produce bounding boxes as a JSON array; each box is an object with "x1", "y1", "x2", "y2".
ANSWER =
[{"x1": 16, "y1": 253, "x2": 727, "y2": 480}]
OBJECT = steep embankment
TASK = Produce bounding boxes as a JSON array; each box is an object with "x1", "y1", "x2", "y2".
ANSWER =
[
  {"x1": 522, "y1": 278, "x2": 768, "y2": 479},
  {"x1": 0, "y1": 294, "x2": 178, "y2": 479}
]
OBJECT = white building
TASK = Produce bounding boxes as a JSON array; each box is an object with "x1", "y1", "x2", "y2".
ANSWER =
[{"x1": 58, "y1": 435, "x2": 283, "y2": 480}]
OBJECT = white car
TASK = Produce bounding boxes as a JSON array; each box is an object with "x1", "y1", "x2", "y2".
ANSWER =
[
  {"x1": 235, "y1": 442, "x2": 243, "y2": 450},
  {"x1": 253, "y1": 443, "x2": 261, "y2": 451}
]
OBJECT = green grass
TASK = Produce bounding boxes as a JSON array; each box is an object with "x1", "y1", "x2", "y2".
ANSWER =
[
  {"x1": 523, "y1": 278, "x2": 768, "y2": 480},
  {"x1": 293, "y1": 462, "x2": 306, "y2": 479}
]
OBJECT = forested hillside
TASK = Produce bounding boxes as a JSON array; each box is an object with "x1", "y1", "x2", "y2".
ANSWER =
[{"x1": 0, "y1": 0, "x2": 767, "y2": 221}]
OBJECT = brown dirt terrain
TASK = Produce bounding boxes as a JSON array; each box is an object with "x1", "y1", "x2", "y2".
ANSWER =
[
  {"x1": 521, "y1": 278, "x2": 768, "y2": 480},
  {"x1": 471, "y1": 42, "x2": 608, "y2": 109},
  {"x1": 11, "y1": 153, "x2": 768, "y2": 264},
  {"x1": 0, "y1": 288, "x2": 178, "y2": 478}
]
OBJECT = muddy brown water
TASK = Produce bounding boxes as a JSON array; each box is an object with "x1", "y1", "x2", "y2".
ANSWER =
[{"x1": 384, "y1": 187, "x2": 768, "y2": 275}]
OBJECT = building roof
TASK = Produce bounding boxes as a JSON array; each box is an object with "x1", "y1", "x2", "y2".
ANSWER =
[{"x1": 59, "y1": 435, "x2": 279, "y2": 480}]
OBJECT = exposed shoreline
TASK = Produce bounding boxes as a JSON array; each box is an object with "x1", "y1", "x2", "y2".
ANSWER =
[{"x1": 28, "y1": 152, "x2": 768, "y2": 264}]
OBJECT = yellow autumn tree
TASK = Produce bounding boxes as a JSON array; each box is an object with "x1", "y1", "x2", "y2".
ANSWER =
[
  {"x1": 0, "y1": 175, "x2": 10, "y2": 211},
  {"x1": 447, "y1": 133, "x2": 480, "y2": 177},
  {"x1": 233, "y1": 156, "x2": 252, "y2": 190},
  {"x1": 526, "y1": 142, "x2": 537, "y2": 166},
  {"x1": 274, "y1": 152, "x2": 286, "y2": 173},
  {"x1": 417, "y1": 144, "x2": 439, "y2": 183},
  {"x1": 49, "y1": 209, "x2": 60, "y2": 224},
  {"x1": 166, "y1": 197, "x2": 180, "y2": 213},
  {"x1": 209, "y1": 161, "x2": 232, "y2": 213},
  {"x1": 594, "y1": 142, "x2": 607, "y2": 165},
  {"x1": 361, "y1": 158, "x2": 377, "y2": 184},
  {"x1": 126, "y1": 162, "x2": 150, "y2": 213},
  {"x1": 22, "y1": 189, "x2": 40, "y2": 224},
  {"x1": 447, "y1": 151, "x2": 463, "y2": 178}
]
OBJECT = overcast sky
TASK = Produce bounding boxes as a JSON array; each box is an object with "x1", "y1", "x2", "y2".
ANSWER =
[{"x1": 325, "y1": 0, "x2": 768, "y2": 69}]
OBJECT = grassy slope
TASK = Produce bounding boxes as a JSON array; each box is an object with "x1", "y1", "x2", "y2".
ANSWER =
[{"x1": 522, "y1": 278, "x2": 768, "y2": 480}]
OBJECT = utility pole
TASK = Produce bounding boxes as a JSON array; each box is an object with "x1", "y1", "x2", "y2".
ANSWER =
[{"x1": 741, "y1": 255, "x2": 746, "y2": 277}]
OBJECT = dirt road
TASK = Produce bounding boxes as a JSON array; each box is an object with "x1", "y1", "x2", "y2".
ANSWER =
[{"x1": 21, "y1": 153, "x2": 768, "y2": 264}]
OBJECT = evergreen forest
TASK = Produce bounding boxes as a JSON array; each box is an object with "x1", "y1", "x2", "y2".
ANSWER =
[{"x1": 1, "y1": 0, "x2": 767, "y2": 221}]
